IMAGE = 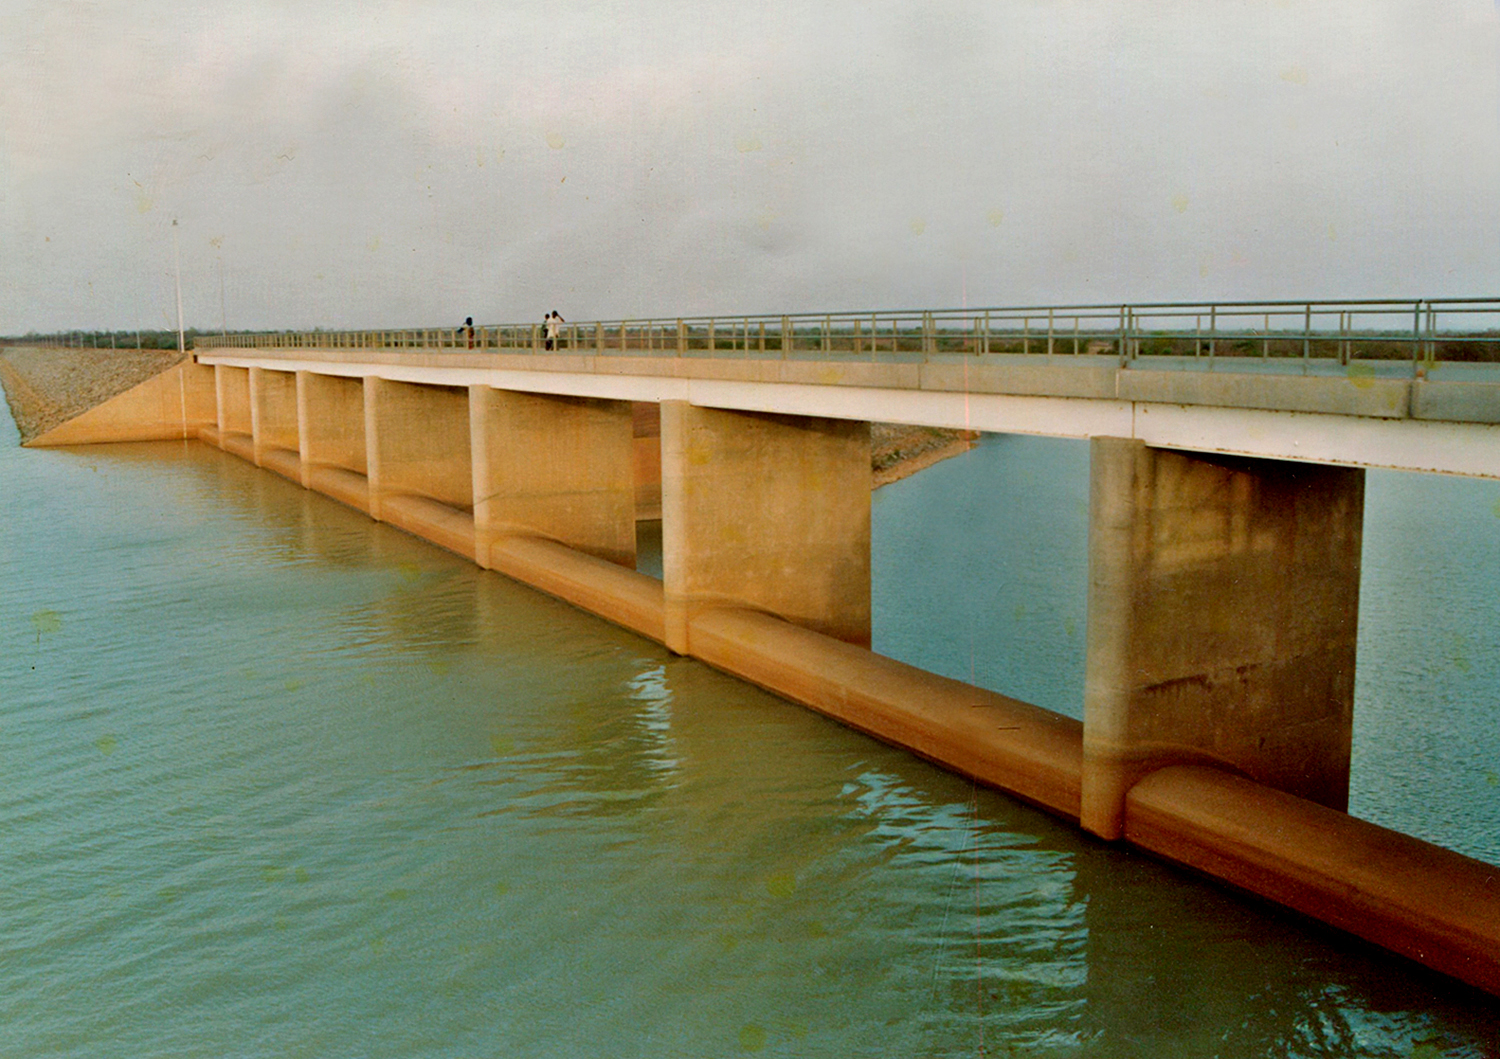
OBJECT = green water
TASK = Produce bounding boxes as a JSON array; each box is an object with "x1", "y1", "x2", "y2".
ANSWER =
[{"x1": 1, "y1": 409, "x2": 1496, "y2": 1056}]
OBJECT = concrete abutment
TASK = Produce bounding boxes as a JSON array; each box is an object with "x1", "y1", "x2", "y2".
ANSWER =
[{"x1": 19, "y1": 359, "x2": 215, "y2": 446}]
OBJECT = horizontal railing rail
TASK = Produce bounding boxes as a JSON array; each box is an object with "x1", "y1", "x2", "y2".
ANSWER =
[{"x1": 192, "y1": 298, "x2": 1500, "y2": 372}]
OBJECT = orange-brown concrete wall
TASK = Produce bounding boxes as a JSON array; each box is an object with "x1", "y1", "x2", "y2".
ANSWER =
[
  {"x1": 217, "y1": 365, "x2": 252, "y2": 438},
  {"x1": 1082, "y1": 438, "x2": 1363, "y2": 839},
  {"x1": 299, "y1": 372, "x2": 366, "y2": 476},
  {"x1": 1124, "y1": 765, "x2": 1500, "y2": 996},
  {"x1": 660, "y1": 401, "x2": 870, "y2": 654},
  {"x1": 488, "y1": 534, "x2": 665, "y2": 643},
  {"x1": 185, "y1": 361, "x2": 217, "y2": 429},
  {"x1": 691, "y1": 605, "x2": 1083, "y2": 817},
  {"x1": 251, "y1": 367, "x2": 299, "y2": 462},
  {"x1": 367, "y1": 378, "x2": 472, "y2": 511}
]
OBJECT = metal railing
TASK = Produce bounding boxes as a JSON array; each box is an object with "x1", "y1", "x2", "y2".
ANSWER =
[{"x1": 193, "y1": 298, "x2": 1500, "y2": 372}]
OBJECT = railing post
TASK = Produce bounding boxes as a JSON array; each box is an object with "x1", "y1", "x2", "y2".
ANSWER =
[
  {"x1": 677, "y1": 319, "x2": 686, "y2": 356},
  {"x1": 1208, "y1": 305, "x2": 1217, "y2": 360},
  {"x1": 1047, "y1": 308, "x2": 1055, "y2": 358},
  {"x1": 1303, "y1": 304, "x2": 1312, "y2": 366},
  {"x1": 1412, "y1": 300, "x2": 1423, "y2": 370},
  {"x1": 1263, "y1": 313, "x2": 1270, "y2": 359},
  {"x1": 781, "y1": 316, "x2": 791, "y2": 360},
  {"x1": 1118, "y1": 305, "x2": 1128, "y2": 367}
]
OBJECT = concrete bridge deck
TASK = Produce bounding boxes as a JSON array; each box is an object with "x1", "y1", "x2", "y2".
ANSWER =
[{"x1": 194, "y1": 345, "x2": 1500, "y2": 480}]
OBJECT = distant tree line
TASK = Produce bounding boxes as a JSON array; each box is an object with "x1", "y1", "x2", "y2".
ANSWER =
[{"x1": 0, "y1": 329, "x2": 213, "y2": 350}]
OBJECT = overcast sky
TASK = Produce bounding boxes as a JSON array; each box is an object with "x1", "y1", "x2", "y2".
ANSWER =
[{"x1": 3, "y1": 1, "x2": 1498, "y2": 333}]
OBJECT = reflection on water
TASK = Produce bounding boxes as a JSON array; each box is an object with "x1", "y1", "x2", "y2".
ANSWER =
[{"x1": 0, "y1": 413, "x2": 1496, "y2": 1056}]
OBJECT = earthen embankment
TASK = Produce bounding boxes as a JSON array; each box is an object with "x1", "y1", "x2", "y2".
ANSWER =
[{"x1": 0, "y1": 347, "x2": 187, "y2": 444}]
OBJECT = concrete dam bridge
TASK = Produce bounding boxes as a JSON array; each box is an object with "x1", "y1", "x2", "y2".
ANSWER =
[{"x1": 22, "y1": 297, "x2": 1500, "y2": 997}]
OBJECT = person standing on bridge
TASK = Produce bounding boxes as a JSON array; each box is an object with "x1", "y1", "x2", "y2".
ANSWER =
[
  {"x1": 459, "y1": 316, "x2": 475, "y2": 349},
  {"x1": 543, "y1": 310, "x2": 564, "y2": 351}
]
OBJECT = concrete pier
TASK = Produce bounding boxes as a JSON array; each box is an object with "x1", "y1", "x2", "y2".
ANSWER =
[
  {"x1": 1082, "y1": 438, "x2": 1363, "y2": 839},
  {"x1": 470, "y1": 386, "x2": 636, "y2": 571},
  {"x1": 660, "y1": 401, "x2": 870, "y2": 655}
]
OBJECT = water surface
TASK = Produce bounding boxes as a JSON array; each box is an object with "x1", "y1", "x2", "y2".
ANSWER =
[{"x1": 1, "y1": 410, "x2": 1495, "y2": 1057}]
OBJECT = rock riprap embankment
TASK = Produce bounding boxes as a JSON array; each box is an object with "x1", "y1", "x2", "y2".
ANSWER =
[
  {"x1": 0, "y1": 347, "x2": 187, "y2": 444},
  {"x1": 871, "y1": 422, "x2": 978, "y2": 486}
]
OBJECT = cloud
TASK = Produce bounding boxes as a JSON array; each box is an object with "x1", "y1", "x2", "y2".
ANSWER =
[{"x1": 2, "y1": 0, "x2": 1499, "y2": 330}]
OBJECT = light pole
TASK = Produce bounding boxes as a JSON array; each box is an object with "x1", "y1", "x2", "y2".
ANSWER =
[{"x1": 172, "y1": 219, "x2": 185, "y2": 356}]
